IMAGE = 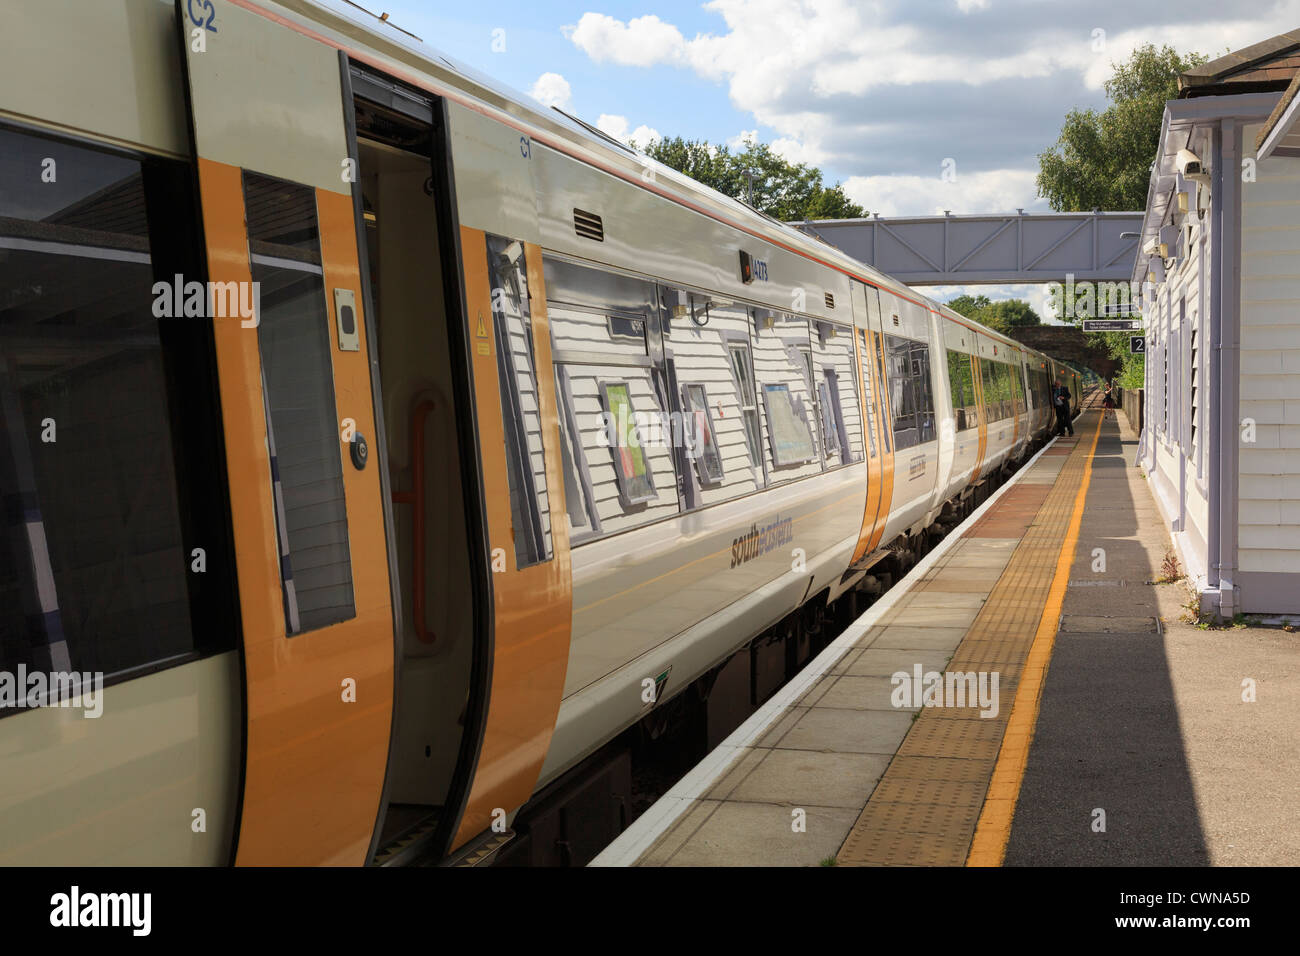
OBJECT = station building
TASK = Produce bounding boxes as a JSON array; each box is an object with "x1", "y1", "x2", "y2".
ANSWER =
[{"x1": 1133, "y1": 31, "x2": 1300, "y2": 617}]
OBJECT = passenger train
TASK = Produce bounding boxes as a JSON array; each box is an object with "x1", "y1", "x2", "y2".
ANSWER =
[{"x1": 0, "y1": 0, "x2": 1082, "y2": 865}]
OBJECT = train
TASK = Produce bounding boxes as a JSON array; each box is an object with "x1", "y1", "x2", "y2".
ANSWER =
[{"x1": 0, "y1": 0, "x2": 1082, "y2": 866}]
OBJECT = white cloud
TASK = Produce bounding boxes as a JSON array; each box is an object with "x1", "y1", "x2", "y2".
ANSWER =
[
  {"x1": 841, "y1": 168, "x2": 1046, "y2": 217},
  {"x1": 529, "y1": 72, "x2": 571, "y2": 110},
  {"x1": 565, "y1": 13, "x2": 686, "y2": 67},
  {"x1": 630, "y1": 124, "x2": 662, "y2": 147},
  {"x1": 727, "y1": 129, "x2": 758, "y2": 151},
  {"x1": 563, "y1": 1, "x2": 1300, "y2": 183},
  {"x1": 596, "y1": 114, "x2": 661, "y2": 148},
  {"x1": 596, "y1": 113, "x2": 629, "y2": 139}
]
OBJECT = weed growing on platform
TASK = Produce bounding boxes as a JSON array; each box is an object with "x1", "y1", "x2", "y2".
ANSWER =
[
  {"x1": 1154, "y1": 548, "x2": 1184, "y2": 584},
  {"x1": 820, "y1": 856, "x2": 838, "y2": 866}
]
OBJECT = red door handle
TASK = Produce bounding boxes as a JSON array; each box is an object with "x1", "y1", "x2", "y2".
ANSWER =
[{"x1": 391, "y1": 398, "x2": 437, "y2": 644}]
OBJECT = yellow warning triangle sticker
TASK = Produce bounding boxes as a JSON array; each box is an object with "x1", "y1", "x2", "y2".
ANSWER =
[{"x1": 476, "y1": 310, "x2": 488, "y2": 338}]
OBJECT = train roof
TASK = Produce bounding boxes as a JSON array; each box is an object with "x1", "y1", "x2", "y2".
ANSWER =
[{"x1": 266, "y1": 0, "x2": 1050, "y2": 362}]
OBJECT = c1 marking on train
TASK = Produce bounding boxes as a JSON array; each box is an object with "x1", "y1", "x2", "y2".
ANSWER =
[{"x1": 187, "y1": 0, "x2": 218, "y2": 32}]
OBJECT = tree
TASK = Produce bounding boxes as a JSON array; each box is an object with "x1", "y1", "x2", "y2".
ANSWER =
[
  {"x1": 641, "y1": 135, "x2": 865, "y2": 221},
  {"x1": 945, "y1": 294, "x2": 1042, "y2": 334},
  {"x1": 1036, "y1": 44, "x2": 1208, "y2": 212}
]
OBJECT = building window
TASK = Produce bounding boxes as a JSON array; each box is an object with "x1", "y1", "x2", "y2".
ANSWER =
[
  {"x1": 662, "y1": 293, "x2": 764, "y2": 507},
  {"x1": 680, "y1": 382, "x2": 725, "y2": 486},
  {"x1": 752, "y1": 311, "x2": 824, "y2": 480},
  {"x1": 728, "y1": 343, "x2": 763, "y2": 470}
]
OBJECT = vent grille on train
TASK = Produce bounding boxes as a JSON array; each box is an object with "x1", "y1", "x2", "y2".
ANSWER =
[
  {"x1": 824, "y1": 292, "x2": 835, "y2": 309},
  {"x1": 574, "y1": 208, "x2": 604, "y2": 241}
]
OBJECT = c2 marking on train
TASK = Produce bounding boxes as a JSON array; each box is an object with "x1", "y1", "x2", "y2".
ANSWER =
[
  {"x1": 187, "y1": 0, "x2": 218, "y2": 32},
  {"x1": 520, "y1": 136, "x2": 531, "y2": 159}
]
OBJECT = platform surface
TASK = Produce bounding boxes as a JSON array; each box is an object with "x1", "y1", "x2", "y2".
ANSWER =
[
  {"x1": 589, "y1": 405, "x2": 1100, "y2": 867},
  {"x1": 594, "y1": 397, "x2": 1299, "y2": 867}
]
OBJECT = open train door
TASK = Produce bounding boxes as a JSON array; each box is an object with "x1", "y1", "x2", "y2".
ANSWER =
[{"x1": 174, "y1": 0, "x2": 400, "y2": 864}]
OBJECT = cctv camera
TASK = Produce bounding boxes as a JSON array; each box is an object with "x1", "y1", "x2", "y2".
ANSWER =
[{"x1": 1177, "y1": 148, "x2": 1209, "y2": 183}]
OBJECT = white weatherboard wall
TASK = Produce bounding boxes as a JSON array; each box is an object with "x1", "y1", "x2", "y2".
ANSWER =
[{"x1": 1236, "y1": 123, "x2": 1300, "y2": 610}]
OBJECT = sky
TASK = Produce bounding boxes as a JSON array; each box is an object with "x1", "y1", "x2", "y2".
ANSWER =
[{"x1": 348, "y1": 0, "x2": 1300, "y2": 314}]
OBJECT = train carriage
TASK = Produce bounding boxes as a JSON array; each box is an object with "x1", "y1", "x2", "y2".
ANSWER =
[{"x1": 0, "y1": 0, "x2": 1082, "y2": 865}]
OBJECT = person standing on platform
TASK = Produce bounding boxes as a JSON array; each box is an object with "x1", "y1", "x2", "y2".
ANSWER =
[
  {"x1": 1103, "y1": 384, "x2": 1116, "y2": 419},
  {"x1": 1053, "y1": 380, "x2": 1074, "y2": 437}
]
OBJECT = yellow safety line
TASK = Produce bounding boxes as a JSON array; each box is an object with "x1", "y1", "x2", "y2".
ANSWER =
[{"x1": 966, "y1": 411, "x2": 1104, "y2": 866}]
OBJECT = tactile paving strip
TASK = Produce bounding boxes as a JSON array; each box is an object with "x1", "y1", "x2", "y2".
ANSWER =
[{"x1": 837, "y1": 413, "x2": 1100, "y2": 866}]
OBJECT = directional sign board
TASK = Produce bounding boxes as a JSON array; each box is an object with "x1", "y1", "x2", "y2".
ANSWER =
[
  {"x1": 1130, "y1": 335, "x2": 1146, "y2": 354},
  {"x1": 1083, "y1": 319, "x2": 1143, "y2": 332},
  {"x1": 1102, "y1": 302, "x2": 1140, "y2": 317}
]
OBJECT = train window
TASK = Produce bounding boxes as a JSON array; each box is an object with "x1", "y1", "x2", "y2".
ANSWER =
[
  {"x1": 946, "y1": 350, "x2": 978, "y2": 432},
  {"x1": 663, "y1": 294, "x2": 763, "y2": 506},
  {"x1": 243, "y1": 171, "x2": 355, "y2": 634},
  {"x1": 543, "y1": 256, "x2": 678, "y2": 534},
  {"x1": 885, "y1": 335, "x2": 935, "y2": 450},
  {"x1": 980, "y1": 360, "x2": 1012, "y2": 424},
  {"x1": 811, "y1": 321, "x2": 862, "y2": 467},
  {"x1": 752, "y1": 310, "x2": 821, "y2": 479},
  {"x1": 486, "y1": 234, "x2": 552, "y2": 568},
  {"x1": 912, "y1": 344, "x2": 936, "y2": 442},
  {"x1": 1012, "y1": 364, "x2": 1026, "y2": 416},
  {"x1": 857, "y1": 330, "x2": 878, "y2": 458},
  {"x1": 872, "y1": 333, "x2": 892, "y2": 454},
  {"x1": 0, "y1": 125, "x2": 235, "y2": 688}
]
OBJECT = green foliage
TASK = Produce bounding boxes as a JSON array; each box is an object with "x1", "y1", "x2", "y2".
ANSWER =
[
  {"x1": 1086, "y1": 330, "x2": 1145, "y2": 388},
  {"x1": 641, "y1": 135, "x2": 865, "y2": 221},
  {"x1": 1037, "y1": 44, "x2": 1209, "y2": 211},
  {"x1": 944, "y1": 294, "x2": 1042, "y2": 334}
]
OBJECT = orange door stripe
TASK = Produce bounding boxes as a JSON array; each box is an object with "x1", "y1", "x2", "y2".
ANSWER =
[
  {"x1": 970, "y1": 355, "x2": 987, "y2": 486},
  {"x1": 452, "y1": 231, "x2": 572, "y2": 850},
  {"x1": 866, "y1": 330, "x2": 895, "y2": 553},
  {"x1": 850, "y1": 327, "x2": 882, "y2": 565}
]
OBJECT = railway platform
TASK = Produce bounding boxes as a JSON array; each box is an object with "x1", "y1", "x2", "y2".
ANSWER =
[
  {"x1": 592, "y1": 402, "x2": 1107, "y2": 867},
  {"x1": 594, "y1": 396, "x2": 1299, "y2": 867},
  {"x1": 591, "y1": 398, "x2": 1168, "y2": 866}
]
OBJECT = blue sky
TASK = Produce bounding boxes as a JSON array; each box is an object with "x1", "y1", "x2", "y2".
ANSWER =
[{"x1": 349, "y1": 0, "x2": 1300, "y2": 314}]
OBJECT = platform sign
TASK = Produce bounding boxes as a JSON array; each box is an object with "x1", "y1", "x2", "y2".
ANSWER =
[
  {"x1": 1130, "y1": 335, "x2": 1146, "y2": 354},
  {"x1": 1083, "y1": 318, "x2": 1142, "y2": 332},
  {"x1": 1102, "y1": 302, "x2": 1140, "y2": 317}
]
